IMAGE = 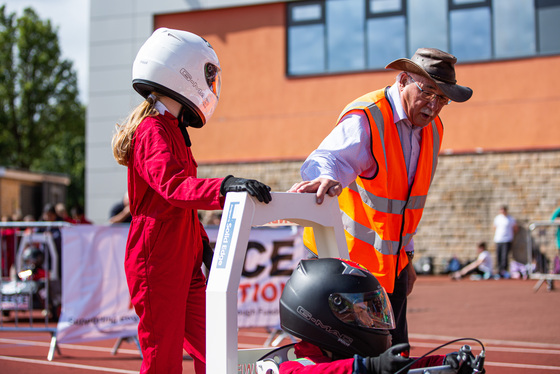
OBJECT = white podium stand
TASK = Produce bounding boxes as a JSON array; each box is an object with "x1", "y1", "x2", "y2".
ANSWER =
[{"x1": 206, "y1": 192, "x2": 349, "y2": 374}]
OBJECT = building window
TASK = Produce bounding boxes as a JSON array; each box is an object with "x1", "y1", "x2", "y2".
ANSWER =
[
  {"x1": 287, "y1": 0, "x2": 560, "y2": 76},
  {"x1": 366, "y1": 0, "x2": 407, "y2": 69},
  {"x1": 408, "y1": 0, "x2": 448, "y2": 53},
  {"x1": 449, "y1": 0, "x2": 492, "y2": 61},
  {"x1": 287, "y1": 1, "x2": 326, "y2": 75},
  {"x1": 493, "y1": 0, "x2": 535, "y2": 58},
  {"x1": 326, "y1": 0, "x2": 366, "y2": 72},
  {"x1": 536, "y1": 0, "x2": 560, "y2": 54}
]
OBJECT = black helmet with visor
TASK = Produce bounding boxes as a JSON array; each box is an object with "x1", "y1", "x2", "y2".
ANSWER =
[{"x1": 279, "y1": 258, "x2": 395, "y2": 359}]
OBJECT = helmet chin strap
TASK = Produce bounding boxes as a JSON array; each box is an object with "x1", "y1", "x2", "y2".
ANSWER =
[{"x1": 178, "y1": 106, "x2": 192, "y2": 147}]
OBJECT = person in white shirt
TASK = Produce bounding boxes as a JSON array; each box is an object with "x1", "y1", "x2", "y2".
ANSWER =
[
  {"x1": 493, "y1": 205, "x2": 518, "y2": 277},
  {"x1": 451, "y1": 242, "x2": 494, "y2": 280}
]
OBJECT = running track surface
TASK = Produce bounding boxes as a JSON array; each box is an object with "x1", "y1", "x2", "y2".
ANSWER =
[{"x1": 0, "y1": 276, "x2": 558, "y2": 373}]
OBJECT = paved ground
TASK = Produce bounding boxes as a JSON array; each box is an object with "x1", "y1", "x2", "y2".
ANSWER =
[
  {"x1": 406, "y1": 275, "x2": 560, "y2": 374},
  {"x1": 0, "y1": 275, "x2": 558, "y2": 373}
]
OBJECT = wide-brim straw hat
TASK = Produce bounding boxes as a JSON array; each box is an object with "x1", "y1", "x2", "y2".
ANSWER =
[{"x1": 385, "y1": 48, "x2": 472, "y2": 102}]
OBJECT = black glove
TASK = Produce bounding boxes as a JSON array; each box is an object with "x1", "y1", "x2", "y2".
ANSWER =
[
  {"x1": 365, "y1": 343, "x2": 412, "y2": 374},
  {"x1": 220, "y1": 175, "x2": 272, "y2": 204},
  {"x1": 444, "y1": 349, "x2": 481, "y2": 373},
  {"x1": 443, "y1": 351, "x2": 460, "y2": 370}
]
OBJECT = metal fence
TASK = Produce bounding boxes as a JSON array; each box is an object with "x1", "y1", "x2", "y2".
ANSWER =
[
  {"x1": 526, "y1": 220, "x2": 560, "y2": 291},
  {"x1": 0, "y1": 221, "x2": 71, "y2": 360}
]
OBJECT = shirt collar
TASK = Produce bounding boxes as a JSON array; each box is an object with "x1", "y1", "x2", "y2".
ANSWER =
[
  {"x1": 388, "y1": 82, "x2": 426, "y2": 133},
  {"x1": 154, "y1": 100, "x2": 169, "y2": 115},
  {"x1": 387, "y1": 82, "x2": 408, "y2": 124}
]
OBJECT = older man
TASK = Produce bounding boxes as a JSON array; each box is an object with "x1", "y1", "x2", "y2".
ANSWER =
[{"x1": 289, "y1": 48, "x2": 472, "y2": 345}]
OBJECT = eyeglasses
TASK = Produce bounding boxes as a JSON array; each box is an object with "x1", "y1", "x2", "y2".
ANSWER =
[{"x1": 406, "y1": 74, "x2": 451, "y2": 106}]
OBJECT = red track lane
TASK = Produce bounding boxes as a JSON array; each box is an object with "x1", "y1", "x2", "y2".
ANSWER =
[{"x1": 1, "y1": 276, "x2": 558, "y2": 373}]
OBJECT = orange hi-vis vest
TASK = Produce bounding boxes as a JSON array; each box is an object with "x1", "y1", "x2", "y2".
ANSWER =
[{"x1": 304, "y1": 87, "x2": 443, "y2": 293}]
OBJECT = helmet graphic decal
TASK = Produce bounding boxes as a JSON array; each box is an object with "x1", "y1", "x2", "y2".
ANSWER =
[
  {"x1": 180, "y1": 68, "x2": 205, "y2": 98},
  {"x1": 296, "y1": 306, "x2": 353, "y2": 347},
  {"x1": 200, "y1": 36, "x2": 214, "y2": 49},
  {"x1": 338, "y1": 258, "x2": 370, "y2": 274},
  {"x1": 340, "y1": 262, "x2": 367, "y2": 277}
]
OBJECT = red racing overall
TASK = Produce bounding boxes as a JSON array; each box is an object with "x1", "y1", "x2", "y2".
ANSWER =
[
  {"x1": 125, "y1": 111, "x2": 224, "y2": 373},
  {"x1": 279, "y1": 341, "x2": 444, "y2": 374}
]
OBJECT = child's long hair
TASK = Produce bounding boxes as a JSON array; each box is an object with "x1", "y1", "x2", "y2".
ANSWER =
[{"x1": 112, "y1": 94, "x2": 160, "y2": 166}]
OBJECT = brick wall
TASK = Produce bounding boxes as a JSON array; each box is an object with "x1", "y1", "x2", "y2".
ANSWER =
[
  {"x1": 198, "y1": 149, "x2": 560, "y2": 274},
  {"x1": 419, "y1": 149, "x2": 560, "y2": 273}
]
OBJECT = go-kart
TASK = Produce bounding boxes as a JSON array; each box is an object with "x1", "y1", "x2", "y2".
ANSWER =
[
  {"x1": 255, "y1": 339, "x2": 485, "y2": 374},
  {"x1": 207, "y1": 192, "x2": 485, "y2": 374}
]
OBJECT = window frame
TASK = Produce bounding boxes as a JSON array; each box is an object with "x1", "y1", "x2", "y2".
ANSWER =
[
  {"x1": 286, "y1": 0, "x2": 326, "y2": 25},
  {"x1": 365, "y1": 0, "x2": 407, "y2": 18},
  {"x1": 286, "y1": 0, "x2": 559, "y2": 77}
]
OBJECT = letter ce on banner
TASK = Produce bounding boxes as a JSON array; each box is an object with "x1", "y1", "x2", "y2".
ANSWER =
[{"x1": 205, "y1": 226, "x2": 307, "y2": 328}]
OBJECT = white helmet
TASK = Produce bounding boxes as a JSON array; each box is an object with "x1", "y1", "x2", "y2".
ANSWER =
[{"x1": 132, "y1": 28, "x2": 221, "y2": 128}]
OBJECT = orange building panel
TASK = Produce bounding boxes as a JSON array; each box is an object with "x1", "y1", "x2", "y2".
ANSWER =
[{"x1": 155, "y1": 3, "x2": 560, "y2": 163}]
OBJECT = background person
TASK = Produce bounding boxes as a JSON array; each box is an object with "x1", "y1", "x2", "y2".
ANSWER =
[
  {"x1": 289, "y1": 48, "x2": 472, "y2": 346},
  {"x1": 55, "y1": 203, "x2": 75, "y2": 224},
  {"x1": 38, "y1": 203, "x2": 63, "y2": 280},
  {"x1": 108, "y1": 192, "x2": 132, "y2": 224},
  {"x1": 451, "y1": 242, "x2": 493, "y2": 280},
  {"x1": 111, "y1": 28, "x2": 271, "y2": 374},
  {"x1": 493, "y1": 205, "x2": 518, "y2": 278},
  {"x1": 71, "y1": 205, "x2": 92, "y2": 224},
  {"x1": 552, "y1": 206, "x2": 560, "y2": 262},
  {"x1": 1, "y1": 215, "x2": 16, "y2": 276}
]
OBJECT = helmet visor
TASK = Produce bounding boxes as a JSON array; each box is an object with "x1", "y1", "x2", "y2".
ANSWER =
[
  {"x1": 329, "y1": 289, "x2": 395, "y2": 330},
  {"x1": 205, "y1": 63, "x2": 221, "y2": 99}
]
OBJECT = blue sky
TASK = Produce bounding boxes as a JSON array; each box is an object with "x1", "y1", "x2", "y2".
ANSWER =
[{"x1": 3, "y1": 0, "x2": 90, "y2": 102}]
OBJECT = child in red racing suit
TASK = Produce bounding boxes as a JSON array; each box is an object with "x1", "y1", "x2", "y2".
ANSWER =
[
  {"x1": 279, "y1": 340, "x2": 444, "y2": 373},
  {"x1": 112, "y1": 28, "x2": 271, "y2": 374},
  {"x1": 278, "y1": 258, "x2": 448, "y2": 374}
]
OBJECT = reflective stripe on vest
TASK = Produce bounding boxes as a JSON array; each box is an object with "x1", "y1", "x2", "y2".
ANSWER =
[
  {"x1": 347, "y1": 181, "x2": 428, "y2": 215},
  {"x1": 303, "y1": 88, "x2": 443, "y2": 293},
  {"x1": 341, "y1": 209, "x2": 413, "y2": 255}
]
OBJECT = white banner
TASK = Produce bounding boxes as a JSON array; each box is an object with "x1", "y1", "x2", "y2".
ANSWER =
[
  {"x1": 56, "y1": 224, "x2": 307, "y2": 343},
  {"x1": 57, "y1": 225, "x2": 138, "y2": 344},
  {"x1": 205, "y1": 225, "x2": 307, "y2": 328}
]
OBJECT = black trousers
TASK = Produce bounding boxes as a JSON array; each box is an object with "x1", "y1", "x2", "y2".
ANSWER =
[
  {"x1": 496, "y1": 241, "x2": 512, "y2": 274},
  {"x1": 388, "y1": 267, "x2": 409, "y2": 345}
]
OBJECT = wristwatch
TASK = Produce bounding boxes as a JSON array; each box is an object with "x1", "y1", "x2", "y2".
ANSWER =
[{"x1": 406, "y1": 250, "x2": 414, "y2": 261}]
